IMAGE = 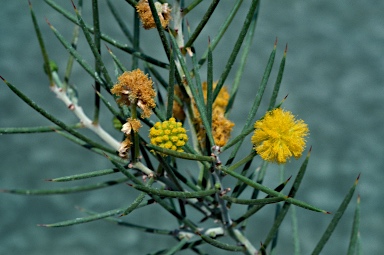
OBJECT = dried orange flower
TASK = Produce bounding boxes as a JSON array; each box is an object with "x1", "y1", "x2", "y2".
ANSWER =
[
  {"x1": 211, "y1": 108, "x2": 235, "y2": 147},
  {"x1": 251, "y1": 108, "x2": 309, "y2": 164},
  {"x1": 172, "y1": 85, "x2": 186, "y2": 121},
  {"x1": 136, "y1": 0, "x2": 172, "y2": 30},
  {"x1": 111, "y1": 69, "x2": 156, "y2": 119},
  {"x1": 193, "y1": 82, "x2": 234, "y2": 147}
]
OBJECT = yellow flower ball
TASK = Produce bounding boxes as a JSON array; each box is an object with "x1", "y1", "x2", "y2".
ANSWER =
[
  {"x1": 149, "y1": 118, "x2": 188, "y2": 155},
  {"x1": 251, "y1": 108, "x2": 309, "y2": 164}
]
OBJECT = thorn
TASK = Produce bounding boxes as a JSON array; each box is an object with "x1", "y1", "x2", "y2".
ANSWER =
[
  {"x1": 28, "y1": 0, "x2": 32, "y2": 7},
  {"x1": 102, "y1": 152, "x2": 110, "y2": 159},
  {"x1": 44, "y1": 179, "x2": 53, "y2": 182},
  {"x1": 355, "y1": 173, "x2": 361, "y2": 185},
  {"x1": 285, "y1": 175, "x2": 292, "y2": 184},
  {"x1": 37, "y1": 224, "x2": 48, "y2": 227},
  {"x1": 274, "y1": 37, "x2": 278, "y2": 47},
  {"x1": 208, "y1": 36, "x2": 211, "y2": 44},
  {"x1": 0, "y1": 75, "x2": 6, "y2": 82},
  {"x1": 105, "y1": 44, "x2": 111, "y2": 52},
  {"x1": 45, "y1": 18, "x2": 52, "y2": 27},
  {"x1": 325, "y1": 211, "x2": 331, "y2": 215},
  {"x1": 284, "y1": 94, "x2": 288, "y2": 100},
  {"x1": 71, "y1": 0, "x2": 77, "y2": 10},
  {"x1": 309, "y1": 146, "x2": 312, "y2": 153},
  {"x1": 284, "y1": 43, "x2": 288, "y2": 53}
]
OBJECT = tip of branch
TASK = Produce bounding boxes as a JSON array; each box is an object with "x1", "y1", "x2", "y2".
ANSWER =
[
  {"x1": 28, "y1": 0, "x2": 32, "y2": 7},
  {"x1": 283, "y1": 94, "x2": 288, "y2": 100},
  {"x1": 285, "y1": 175, "x2": 292, "y2": 184},
  {"x1": 355, "y1": 173, "x2": 361, "y2": 185},
  {"x1": 0, "y1": 75, "x2": 6, "y2": 82},
  {"x1": 44, "y1": 178, "x2": 53, "y2": 182},
  {"x1": 325, "y1": 211, "x2": 331, "y2": 215},
  {"x1": 306, "y1": 146, "x2": 312, "y2": 157},
  {"x1": 274, "y1": 37, "x2": 278, "y2": 47},
  {"x1": 105, "y1": 44, "x2": 111, "y2": 52},
  {"x1": 71, "y1": 0, "x2": 77, "y2": 10},
  {"x1": 284, "y1": 43, "x2": 288, "y2": 54},
  {"x1": 102, "y1": 152, "x2": 111, "y2": 159},
  {"x1": 45, "y1": 18, "x2": 52, "y2": 27}
]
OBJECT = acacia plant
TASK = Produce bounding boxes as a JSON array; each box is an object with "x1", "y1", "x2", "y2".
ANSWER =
[{"x1": 1, "y1": 1, "x2": 361, "y2": 254}]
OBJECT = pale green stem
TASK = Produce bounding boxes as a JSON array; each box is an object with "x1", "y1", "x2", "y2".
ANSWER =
[
  {"x1": 232, "y1": 229, "x2": 258, "y2": 255},
  {"x1": 51, "y1": 72, "x2": 120, "y2": 150}
]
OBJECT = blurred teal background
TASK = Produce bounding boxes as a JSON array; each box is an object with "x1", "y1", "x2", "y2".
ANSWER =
[{"x1": 1, "y1": 1, "x2": 383, "y2": 254}]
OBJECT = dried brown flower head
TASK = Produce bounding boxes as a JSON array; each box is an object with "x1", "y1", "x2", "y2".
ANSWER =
[
  {"x1": 136, "y1": 0, "x2": 172, "y2": 30},
  {"x1": 193, "y1": 82, "x2": 234, "y2": 147},
  {"x1": 172, "y1": 85, "x2": 186, "y2": 121},
  {"x1": 111, "y1": 69, "x2": 156, "y2": 119}
]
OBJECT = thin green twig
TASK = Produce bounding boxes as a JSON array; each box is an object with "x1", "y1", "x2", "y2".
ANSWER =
[
  {"x1": 311, "y1": 174, "x2": 360, "y2": 255},
  {"x1": 1, "y1": 177, "x2": 128, "y2": 195},
  {"x1": 184, "y1": 0, "x2": 220, "y2": 49},
  {"x1": 29, "y1": 1, "x2": 53, "y2": 86}
]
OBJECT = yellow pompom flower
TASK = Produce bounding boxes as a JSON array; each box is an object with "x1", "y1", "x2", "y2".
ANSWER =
[
  {"x1": 111, "y1": 69, "x2": 156, "y2": 119},
  {"x1": 251, "y1": 108, "x2": 309, "y2": 164},
  {"x1": 149, "y1": 118, "x2": 188, "y2": 154}
]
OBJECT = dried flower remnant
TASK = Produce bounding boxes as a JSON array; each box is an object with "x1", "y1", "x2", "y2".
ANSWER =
[
  {"x1": 193, "y1": 82, "x2": 234, "y2": 147},
  {"x1": 172, "y1": 85, "x2": 186, "y2": 121},
  {"x1": 211, "y1": 108, "x2": 235, "y2": 147},
  {"x1": 251, "y1": 108, "x2": 309, "y2": 164},
  {"x1": 149, "y1": 117, "x2": 188, "y2": 156},
  {"x1": 136, "y1": 0, "x2": 172, "y2": 30},
  {"x1": 119, "y1": 137, "x2": 133, "y2": 159},
  {"x1": 118, "y1": 118, "x2": 142, "y2": 158},
  {"x1": 111, "y1": 69, "x2": 156, "y2": 119},
  {"x1": 121, "y1": 118, "x2": 142, "y2": 135}
]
